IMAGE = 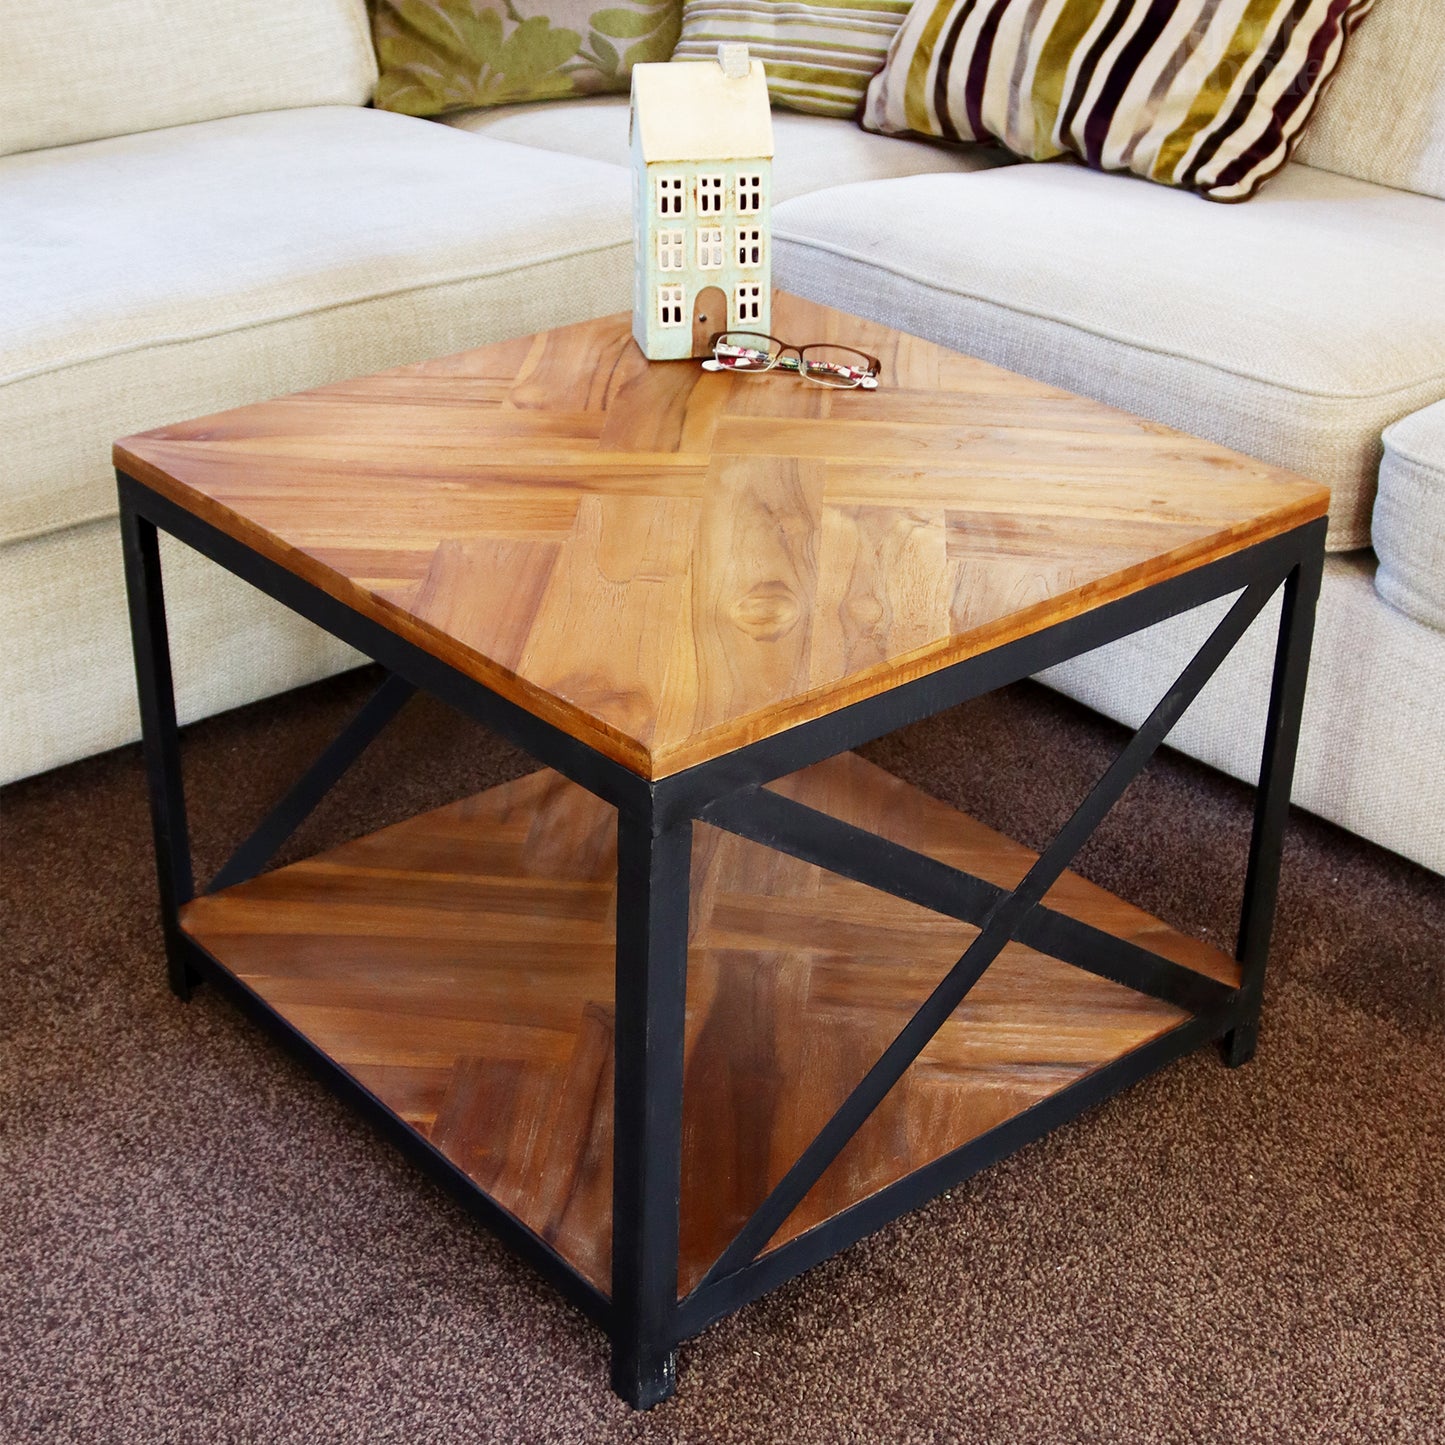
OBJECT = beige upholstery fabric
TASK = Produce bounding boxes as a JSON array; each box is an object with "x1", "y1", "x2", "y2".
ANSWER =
[
  {"x1": 774, "y1": 161, "x2": 1445, "y2": 550},
  {"x1": 442, "y1": 95, "x2": 1012, "y2": 200},
  {"x1": 0, "y1": 520, "x2": 362, "y2": 785},
  {"x1": 1296, "y1": 0, "x2": 1445, "y2": 200},
  {"x1": 1041, "y1": 553, "x2": 1445, "y2": 876},
  {"x1": 1374, "y1": 401, "x2": 1445, "y2": 630},
  {"x1": 0, "y1": 0, "x2": 377, "y2": 157},
  {"x1": 1, "y1": 106, "x2": 633, "y2": 547}
]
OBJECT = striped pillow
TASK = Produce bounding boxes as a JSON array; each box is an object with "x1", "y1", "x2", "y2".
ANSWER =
[
  {"x1": 861, "y1": 0, "x2": 1376, "y2": 200},
  {"x1": 672, "y1": 0, "x2": 913, "y2": 117}
]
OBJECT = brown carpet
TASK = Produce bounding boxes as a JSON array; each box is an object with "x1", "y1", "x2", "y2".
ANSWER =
[{"x1": 3, "y1": 669, "x2": 1442, "y2": 1444}]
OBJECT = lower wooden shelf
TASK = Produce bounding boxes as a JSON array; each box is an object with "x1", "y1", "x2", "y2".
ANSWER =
[{"x1": 180, "y1": 751, "x2": 1238, "y2": 1299}]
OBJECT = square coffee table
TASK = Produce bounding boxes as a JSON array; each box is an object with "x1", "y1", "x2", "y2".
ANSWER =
[{"x1": 116, "y1": 294, "x2": 1326, "y2": 1408}]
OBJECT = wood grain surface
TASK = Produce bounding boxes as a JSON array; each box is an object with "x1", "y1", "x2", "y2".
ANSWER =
[
  {"x1": 117, "y1": 293, "x2": 1328, "y2": 777},
  {"x1": 180, "y1": 752, "x2": 1241, "y2": 1299}
]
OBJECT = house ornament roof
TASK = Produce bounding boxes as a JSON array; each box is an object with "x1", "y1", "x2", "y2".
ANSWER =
[{"x1": 630, "y1": 49, "x2": 774, "y2": 164}]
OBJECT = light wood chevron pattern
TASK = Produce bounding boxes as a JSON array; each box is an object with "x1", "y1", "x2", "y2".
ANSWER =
[
  {"x1": 180, "y1": 752, "x2": 1240, "y2": 1298},
  {"x1": 117, "y1": 294, "x2": 1328, "y2": 778}
]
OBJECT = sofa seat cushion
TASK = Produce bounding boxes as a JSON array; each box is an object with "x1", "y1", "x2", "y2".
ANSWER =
[
  {"x1": 442, "y1": 94, "x2": 1013, "y2": 200},
  {"x1": 774, "y1": 161, "x2": 1445, "y2": 550},
  {"x1": 0, "y1": 106, "x2": 633, "y2": 547},
  {"x1": 1374, "y1": 401, "x2": 1445, "y2": 630}
]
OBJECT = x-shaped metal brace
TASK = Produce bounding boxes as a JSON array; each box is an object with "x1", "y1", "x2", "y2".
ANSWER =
[
  {"x1": 687, "y1": 567, "x2": 1290, "y2": 1295},
  {"x1": 207, "y1": 671, "x2": 417, "y2": 894}
]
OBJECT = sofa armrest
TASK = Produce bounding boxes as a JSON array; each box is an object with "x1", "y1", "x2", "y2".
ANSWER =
[{"x1": 1374, "y1": 399, "x2": 1445, "y2": 631}]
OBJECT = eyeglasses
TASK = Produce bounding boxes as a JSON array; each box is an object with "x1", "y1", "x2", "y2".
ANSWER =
[{"x1": 701, "y1": 332, "x2": 881, "y2": 390}]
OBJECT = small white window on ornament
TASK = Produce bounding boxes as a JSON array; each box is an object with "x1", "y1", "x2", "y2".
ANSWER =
[
  {"x1": 657, "y1": 229, "x2": 685, "y2": 271},
  {"x1": 656, "y1": 176, "x2": 684, "y2": 216},
  {"x1": 657, "y1": 284, "x2": 686, "y2": 328},
  {"x1": 736, "y1": 227, "x2": 762, "y2": 268},
  {"x1": 737, "y1": 174, "x2": 763, "y2": 214},
  {"x1": 697, "y1": 227, "x2": 725, "y2": 269},
  {"x1": 698, "y1": 174, "x2": 724, "y2": 215},
  {"x1": 734, "y1": 283, "x2": 762, "y2": 325}
]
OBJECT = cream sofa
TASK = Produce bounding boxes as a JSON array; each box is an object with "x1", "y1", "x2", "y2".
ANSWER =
[{"x1": 3, "y1": 0, "x2": 1442, "y2": 876}]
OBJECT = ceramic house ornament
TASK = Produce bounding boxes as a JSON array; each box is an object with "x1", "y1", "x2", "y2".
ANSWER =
[{"x1": 629, "y1": 46, "x2": 775, "y2": 361}]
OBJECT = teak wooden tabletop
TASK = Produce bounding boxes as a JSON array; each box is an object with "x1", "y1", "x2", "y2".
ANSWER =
[{"x1": 116, "y1": 293, "x2": 1328, "y2": 779}]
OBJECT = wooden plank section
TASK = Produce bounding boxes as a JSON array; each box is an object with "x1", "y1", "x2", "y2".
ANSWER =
[
  {"x1": 117, "y1": 294, "x2": 1328, "y2": 779},
  {"x1": 179, "y1": 753, "x2": 1240, "y2": 1299}
]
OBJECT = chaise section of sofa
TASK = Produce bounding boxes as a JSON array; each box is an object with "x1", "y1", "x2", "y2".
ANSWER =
[
  {"x1": 3, "y1": 108, "x2": 638, "y2": 549},
  {"x1": 768, "y1": 157, "x2": 1445, "y2": 871},
  {"x1": 756, "y1": 2, "x2": 1445, "y2": 874}
]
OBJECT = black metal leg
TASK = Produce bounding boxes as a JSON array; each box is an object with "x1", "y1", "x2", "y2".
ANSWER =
[
  {"x1": 610, "y1": 810, "x2": 691, "y2": 1408},
  {"x1": 119, "y1": 501, "x2": 197, "y2": 999},
  {"x1": 1224, "y1": 540, "x2": 1325, "y2": 1066}
]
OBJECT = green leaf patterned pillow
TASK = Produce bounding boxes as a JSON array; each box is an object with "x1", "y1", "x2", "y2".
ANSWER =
[
  {"x1": 369, "y1": 0, "x2": 682, "y2": 114},
  {"x1": 671, "y1": 0, "x2": 913, "y2": 118}
]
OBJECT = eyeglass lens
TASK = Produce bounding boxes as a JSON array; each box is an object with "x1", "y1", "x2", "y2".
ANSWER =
[
  {"x1": 713, "y1": 332, "x2": 780, "y2": 371},
  {"x1": 799, "y1": 345, "x2": 878, "y2": 389}
]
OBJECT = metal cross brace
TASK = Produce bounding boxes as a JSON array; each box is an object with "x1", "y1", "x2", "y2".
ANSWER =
[
  {"x1": 208, "y1": 671, "x2": 417, "y2": 893},
  {"x1": 688, "y1": 570, "x2": 1284, "y2": 1295}
]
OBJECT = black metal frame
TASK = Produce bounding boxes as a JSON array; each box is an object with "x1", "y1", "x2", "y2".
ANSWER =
[{"x1": 118, "y1": 467, "x2": 1325, "y2": 1409}]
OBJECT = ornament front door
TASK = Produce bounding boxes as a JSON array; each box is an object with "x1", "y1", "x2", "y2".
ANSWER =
[{"x1": 691, "y1": 286, "x2": 727, "y2": 358}]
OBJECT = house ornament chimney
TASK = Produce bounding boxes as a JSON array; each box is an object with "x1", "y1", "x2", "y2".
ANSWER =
[{"x1": 717, "y1": 43, "x2": 750, "y2": 79}]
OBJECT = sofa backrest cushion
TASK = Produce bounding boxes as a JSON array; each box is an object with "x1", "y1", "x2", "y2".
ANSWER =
[
  {"x1": 0, "y1": 0, "x2": 378, "y2": 157},
  {"x1": 1295, "y1": 0, "x2": 1445, "y2": 199}
]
